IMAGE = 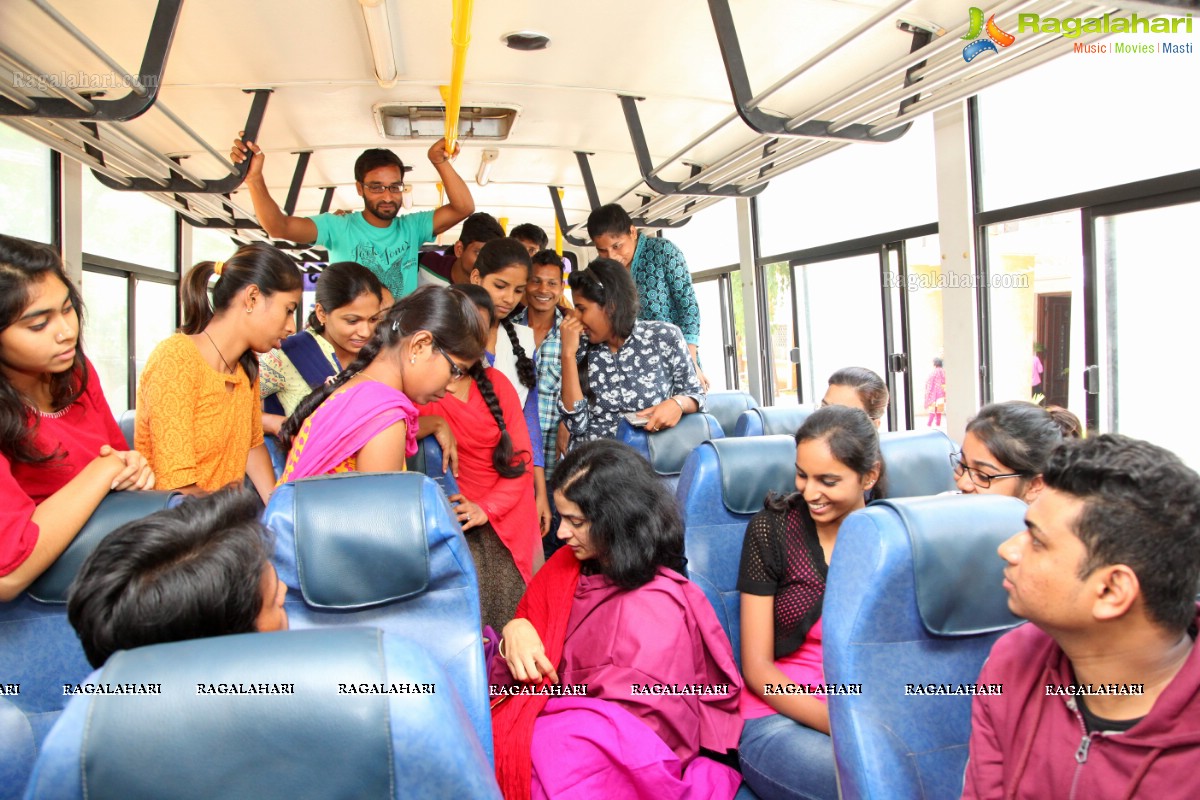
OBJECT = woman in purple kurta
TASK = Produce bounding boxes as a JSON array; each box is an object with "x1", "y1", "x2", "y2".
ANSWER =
[{"x1": 492, "y1": 440, "x2": 743, "y2": 800}]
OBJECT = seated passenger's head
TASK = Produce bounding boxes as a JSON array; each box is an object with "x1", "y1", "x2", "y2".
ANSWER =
[
  {"x1": 566, "y1": 259, "x2": 638, "y2": 346},
  {"x1": 554, "y1": 440, "x2": 685, "y2": 588},
  {"x1": 470, "y1": 238, "x2": 532, "y2": 321},
  {"x1": 0, "y1": 235, "x2": 88, "y2": 463},
  {"x1": 585, "y1": 204, "x2": 637, "y2": 267},
  {"x1": 455, "y1": 213, "x2": 506, "y2": 273},
  {"x1": 957, "y1": 401, "x2": 1073, "y2": 502},
  {"x1": 68, "y1": 487, "x2": 287, "y2": 668},
  {"x1": 998, "y1": 435, "x2": 1200, "y2": 639},
  {"x1": 526, "y1": 250, "x2": 565, "y2": 315},
  {"x1": 776, "y1": 405, "x2": 883, "y2": 528},
  {"x1": 309, "y1": 261, "x2": 384, "y2": 359},
  {"x1": 822, "y1": 367, "x2": 889, "y2": 429},
  {"x1": 510, "y1": 223, "x2": 549, "y2": 258},
  {"x1": 353, "y1": 148, "x2": 405, "y2": 221}
]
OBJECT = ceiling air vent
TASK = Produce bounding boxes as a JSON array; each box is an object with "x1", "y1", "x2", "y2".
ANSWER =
[{"x1": 373, "y1": 104, "x2": 519, "y2": 140}]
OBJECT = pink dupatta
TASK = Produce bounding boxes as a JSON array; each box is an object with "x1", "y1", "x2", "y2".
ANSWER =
[{"x1": 278, "y1": 381, "x2": 419, "y2": 483}]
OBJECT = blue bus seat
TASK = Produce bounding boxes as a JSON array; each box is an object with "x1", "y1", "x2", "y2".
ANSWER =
[
  {"x1": 824, "y1": 495, "x2": 1027, "y2": 800},
  {"x1": 616, "y1": 412, "x2": 724, "y2": 492},
  {"x1": 878, "y1": 429, "x2": 957, "y2": 499},
  {"x1": 0, "y1": 490, "x2": 179, "y2": 758},
  {"x1": 117, "y1": 409, "x2": 135, "y2": 449},
  {"x1": 0, "y1": 697, "x2": 34, "y2": 800},
  {"x1": 406, "y1": 433, "x2": 461, "y2": 496},
  {"x1": 733, "y1": 403, "x2": 817, "y2": 437},
  {"x1": 675, "y1": 435, "x2": 797, "y2": 668},
  {"x1": 261, "y1": 471, "x2": 489, "y2": 759},
  {"x1": 24, "y1": 628, "x2": 500, "y2": 800},
  {"x1": 703, "y1": 391, "x2": 759, "y2": 437}
]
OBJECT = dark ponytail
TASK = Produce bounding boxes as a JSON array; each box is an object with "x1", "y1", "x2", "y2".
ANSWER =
[
  {"x1": 473, "y1": 238, "x2": 535, "y2": 388},
  {"x1": 0, "y1": 235, "x2": 89, "y2": 464},
  {"x1": 500, "y1": 317, "x2": 536, "y2": 389},
  {"x1": 279, "y1": 286, "x2": 487, "y2": 450},
  {"x1": 181, "y1": 242, "x2": 303, "y2": 384},
  {"x1": 469, "y1": 361, "x2": 529, "y2": 479},
  {"x1": 307, "y1": 261, "x2": 383, "y2": 333}
]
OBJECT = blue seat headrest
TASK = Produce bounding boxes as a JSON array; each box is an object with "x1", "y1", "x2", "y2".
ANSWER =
[
  {"x1": 879, "y1": 494, "x2": 1026, "y2": 635},
  {"x1": 736, "y1": 404, "x2": 817, "y2": 437},
  {"x1": 712, "y1": 435, "x2": 797, "y2": 515},
  {"x1": 702, "y1": 391, "x2": 758, "y2": 436},
  {"x1": 645, "y1": 413, "x2": 722, "y2": 476},
  {"x1": 878, "y1": 429, "x2": 958, "y2": 499},
  {"x1": 291, "y1": 472, "x2": 430, "y2": 609},
  {"x1": 71, "y1": 629, "x2": 460, "y2": 800},
  {"x1": 27, "y1": 490, "x2": 180, "y2": 604}
]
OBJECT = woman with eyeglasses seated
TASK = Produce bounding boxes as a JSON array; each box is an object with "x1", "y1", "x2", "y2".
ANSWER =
[
  {"x1": 491, "y1": 440, "x2": 743, "y2": 800},
  {"x1": 952, "y1": 400, "x2": 1079, "y2": 503},
  {"x1": 276, "y1": 286, "x2": 485, "y2": 483},
  {"x1": 559, "y1": 259, "x2": 704, "y2": 446}
]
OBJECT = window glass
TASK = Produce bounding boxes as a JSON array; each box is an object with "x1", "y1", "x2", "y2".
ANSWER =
[
  {"x1": 983, "y1": 212, "x2": 1086, "y2": 427},
  {"x1": 693, "y1": 277, "x2": 731, "y2": 392},
  {"x1": 756, "y1": 117, "x2": 936, "y2": 258},
  {"x1": 902, "y1": 235, "x2": 945, "y2": 431},
  {"x1": 81, "y1": 270, "x2": 130, "y2": 415},
  {"x1": 977, "y1": 46, "x2": 1200, "y2": 211},
  {"x1": 135, "y1": 279, "x2": 178, "y2": 389},
  {"x1": 190, "y1": 227, "x2": 240, "y2": 267},
  {"x1": 729, "y1": 272, "x2": 750, "y2": 390},
  {"x1": 0, "y1": 125, "x2": 53, "y2": 243},
  {"x1": 1097, "y1": 201, "x2": 1200, "y2": 469},
  {"x1": 762, "y1": 261, "x2": 797, "y2": 405},
  {"x1": 82, "y1": 168, "x2": 174, "y2": 270},
  {"x1": 661, "y1": 200, "x2": 740, "y2": 273}
]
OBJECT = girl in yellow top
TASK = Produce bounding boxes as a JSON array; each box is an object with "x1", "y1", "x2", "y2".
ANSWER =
[{"x1": 136, "y1": 243, "x2": 302, "y2": 503}]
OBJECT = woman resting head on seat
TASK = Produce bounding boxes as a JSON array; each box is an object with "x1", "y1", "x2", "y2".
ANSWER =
[
  {"x1": 68, "y1": 487, "x2": 286, "y2": 668},
  {"x1": 559, "y1": 259, "x2": 704, "y2": 444},
  {"x1": 470, "y1": 238, "x2": 552, "y2": 537},
  {"x1": 0, "y1": 234, "x2": 154, "y2": 602},
  {"x1": 417, "y1": 285, "x2": 540, "y2": 633},
  {"x1": 259, "y1": 261, "x2": 384, "y2": 433},
  {"x1": 136, "y1": 243, "x2": 302, "y2": 504},
  {"x1": 822, "y1": 366, "x2": 889, "y2": 428},
  {"x1": 492, "y1": 439, "x2": 744, "y2": 800},
  {"x1": 954, "y1": 400, "x2": 1076, "y2": 503},
  {"x1": 737, "y1": 405, "x2": 884, "y2": 800},
  {"x1": 277, "y1": 285, "x2": 485, "y2": 483}
]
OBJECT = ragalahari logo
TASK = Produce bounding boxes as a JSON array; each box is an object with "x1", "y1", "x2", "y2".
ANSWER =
[{"x1": 961, "y1": 7, "x2": 1016, "y2": 62}]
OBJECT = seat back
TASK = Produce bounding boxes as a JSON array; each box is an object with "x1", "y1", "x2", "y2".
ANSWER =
[
  {"x1": 25, "y1": 629, "x2": 500, "y2": 800},
  {"x1": 616, "y1": 412, "x2": 724, "y2": 492},
  {"x1": 824, "y1": 495, "x2": 1027, "y2": 800},
  {"x1": 406, "y1": 434, "x2": 461, "y2": 495},
  {"x1": 261, "y1": 471, "x2": 488, "y2": 757},
  {"x1": 878, "y1": 429, "x2": 957, "y2": 499},
  {"x1": 0, "y1": 490, "x2": 179, "y2": 752},
  {"x1": 676, "y1": 435, "x2": 797, "y2": 667},
  {"x1": 0, "y1": 697, "x2": 34, "y2": 800},
  {"x1": 703, "y1": 391, "x2": 759, "y2": 437},
  {"x1": 118, "y1": 409, "x2": 136, "y2": 449},
  {"x1": 733, "y1": 403, "x2": 817, "y2": 437}
]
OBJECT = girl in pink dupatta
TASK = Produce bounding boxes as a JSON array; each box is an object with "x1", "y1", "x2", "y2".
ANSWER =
[
  {"x1": 494, "y1": 440, "x2": 744, "y2": 800},
  {"x1": 277, "y1": 286, "x2": 486, "y2": 483}
]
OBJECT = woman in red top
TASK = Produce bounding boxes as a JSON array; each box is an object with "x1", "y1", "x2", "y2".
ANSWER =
[{"x1": 0, "y1": 235, "x2": 154, "y2": 601}]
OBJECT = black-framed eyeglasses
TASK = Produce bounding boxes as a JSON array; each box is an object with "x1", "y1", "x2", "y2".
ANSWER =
[
  {"x1": 436, "y1": 347, "x2": 467, "y2": 381},
  {"x1": 363, "y1": 182, "x2": 404, "y2": 195},
  {"x1": 949, "y1": 451, "x2": 1027, "y2": 489}
]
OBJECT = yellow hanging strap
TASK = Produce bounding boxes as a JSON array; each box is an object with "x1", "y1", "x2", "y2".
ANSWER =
[
  {"x1": 554, "y1": 188, "x2": 565, "y2": 255},
  {"x1": 442, "y1": 0, "x2": 474, "y2": 157}
]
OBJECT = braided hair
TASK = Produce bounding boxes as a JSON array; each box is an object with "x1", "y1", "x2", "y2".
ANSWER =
[
  {"x1": 473, "y1": 238, "x2": 535, "y2": 389},
  {"x1": 279, "y1": 286, "x2": 486, "y2": 450}
]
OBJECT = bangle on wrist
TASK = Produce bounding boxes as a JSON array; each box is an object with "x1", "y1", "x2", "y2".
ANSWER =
[
  {"x1": 498, "y1": 637, "x2": 508, "y2": 659},
  {"x1": 671, "y1": 396, "x2": 686, "y2": 412}
]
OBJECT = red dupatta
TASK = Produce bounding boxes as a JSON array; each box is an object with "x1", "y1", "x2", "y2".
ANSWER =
[{"x1": 492, "y1": 547, "x2": 582, "y2": 800}]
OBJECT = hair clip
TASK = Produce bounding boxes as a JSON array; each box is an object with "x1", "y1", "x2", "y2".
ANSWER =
[{"x1": 213, "y1": 261, "x2": 225, "y2": 276}]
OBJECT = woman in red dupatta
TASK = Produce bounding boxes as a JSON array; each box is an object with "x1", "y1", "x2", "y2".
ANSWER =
[
  {"x1": 492, "y1": 440, "x2": 744, "y2": 800},
  {"x1": 276, "y1": 287, "x2": 485, "y2": 482}
]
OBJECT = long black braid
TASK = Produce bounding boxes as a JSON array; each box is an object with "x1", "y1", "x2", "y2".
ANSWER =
[
  {"x1": 500, "y1": 316, "x2": 536, "y2": 390},
  {"x1": 470, "y1": 361, "x2": 529, "y2": 479}
]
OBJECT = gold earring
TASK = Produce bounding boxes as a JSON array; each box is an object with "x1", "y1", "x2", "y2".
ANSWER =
[{"x1": 245, "y1": 307, "x2": 253, "y2": 314}]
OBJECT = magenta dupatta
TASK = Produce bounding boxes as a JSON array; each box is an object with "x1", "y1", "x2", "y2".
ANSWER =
[{"x1": 278, "y1": 381, "x2": 419, "y2": 483}]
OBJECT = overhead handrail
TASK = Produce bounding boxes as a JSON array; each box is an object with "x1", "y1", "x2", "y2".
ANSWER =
[
  {"x1": 547, "y1": 186, "x2": 590, "y2": 247},
  {"x1": 0, "y1": 0, "x2": 182, "y2": 121},
  {"x1": 442, "y1": 0, "x2": 473, "y2": 157}
]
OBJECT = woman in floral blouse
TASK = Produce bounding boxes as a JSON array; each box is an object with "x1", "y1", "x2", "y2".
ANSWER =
[{"x1": 558, "y1": 259, "x2": 704, "y2": 448}]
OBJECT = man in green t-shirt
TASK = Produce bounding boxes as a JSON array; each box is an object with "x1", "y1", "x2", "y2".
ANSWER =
[{"x1": 231, "y1": 135, "x2": 474, "y2": 298}]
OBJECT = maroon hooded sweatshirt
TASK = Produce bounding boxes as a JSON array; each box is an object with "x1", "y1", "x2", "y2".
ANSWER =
[{"x1": 962, "y1": 606, "x2": 1200, "y2": 800}]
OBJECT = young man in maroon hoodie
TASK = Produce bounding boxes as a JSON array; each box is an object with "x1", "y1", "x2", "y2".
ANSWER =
[{"x1": 962, "y1": 434, "x2": 1200, "y2": 799}]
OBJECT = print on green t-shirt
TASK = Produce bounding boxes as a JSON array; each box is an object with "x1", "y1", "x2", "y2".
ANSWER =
[{"x1": 311, "y1": 209, "x2": 435, "y2": 298}]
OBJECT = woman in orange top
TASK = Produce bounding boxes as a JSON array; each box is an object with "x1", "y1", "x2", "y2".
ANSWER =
[{"x1": 135, "y1": 243, "x2": 302, "y2": 503}]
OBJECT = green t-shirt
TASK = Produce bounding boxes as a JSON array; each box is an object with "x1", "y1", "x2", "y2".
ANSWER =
[{"x1": 311, "y1": 209, "x2": 435, "y2": 298}]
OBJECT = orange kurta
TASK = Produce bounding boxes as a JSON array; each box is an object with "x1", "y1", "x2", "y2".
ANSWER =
[{"x1": 135, "y1": 332, "x2": 263, "y2": 491}]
